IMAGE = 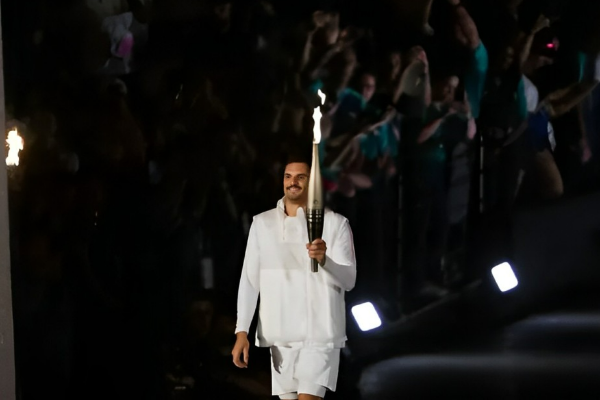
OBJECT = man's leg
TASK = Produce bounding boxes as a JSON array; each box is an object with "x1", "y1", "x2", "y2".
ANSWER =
[
  {"x1": 295, "y1": 349, "x2": 335, "y2": 400},
  {"x1": 271, "y1": 347, "x2": 300, "y2": 400},
  {"x1": 298, "y1": 394, "x2": 322, "y2": 400}
]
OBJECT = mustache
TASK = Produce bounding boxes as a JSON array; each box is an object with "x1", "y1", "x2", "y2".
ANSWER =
[{"x1": 286, "y1": 185, "x2": 301, "y2": 190}]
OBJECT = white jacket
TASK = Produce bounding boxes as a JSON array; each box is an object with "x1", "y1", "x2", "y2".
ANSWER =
[{"x1": 235, "y1": 198, "x2": 357, "y2": 348}]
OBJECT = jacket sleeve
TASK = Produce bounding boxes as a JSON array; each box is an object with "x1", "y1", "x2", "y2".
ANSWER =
[
  {"x1": 465, "y1": 41, "x2": 488, "y2": 119},
  {"x1": 235, "y1": 218, "x2": 261, "y2": 334},
  {"x1": 322, "y1": 218, "x2": 357, "y2": 291}
]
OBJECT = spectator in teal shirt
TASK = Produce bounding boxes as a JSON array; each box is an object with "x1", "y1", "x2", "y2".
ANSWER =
[{"x1": 401, "y1": 0, "x2": 488, "y2": 304}]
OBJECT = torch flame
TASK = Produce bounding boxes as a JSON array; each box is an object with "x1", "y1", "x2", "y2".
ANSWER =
[
  {"x1": 312, "y1": 90, "x2": 326, "y2": 144},
  {"x1": 6, "y1": 129, "x2": 23, "y2": 166}
]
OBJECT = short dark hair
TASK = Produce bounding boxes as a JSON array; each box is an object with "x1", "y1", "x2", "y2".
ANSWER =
[
  {"x1": 350, "y1": 67, "x2": 377, "y2": 90},
  {"x1": 285, "y1": 151, "x2": 312, "y2": 168}
]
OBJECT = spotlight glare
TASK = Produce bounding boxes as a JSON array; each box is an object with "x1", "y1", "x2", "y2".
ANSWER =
[
  {"x1": 351, "y1": 302, "x2": 382, "y2": 331},
  {"x1": 491, "y1": 262, "x2": 518, "y2": 292}
]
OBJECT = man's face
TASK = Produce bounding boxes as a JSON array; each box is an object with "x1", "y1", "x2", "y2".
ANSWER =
[
  {"x1": 360, "y1": 73, "x2": 376, "y2": 102},
  {"x1": 283, "y1": 162, "x2": 310, "y2": 203}
]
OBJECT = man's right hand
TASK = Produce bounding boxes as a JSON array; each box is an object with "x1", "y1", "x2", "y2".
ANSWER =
[{"x1": 232, "y1": 332, "x2": 250, "y2": 368}]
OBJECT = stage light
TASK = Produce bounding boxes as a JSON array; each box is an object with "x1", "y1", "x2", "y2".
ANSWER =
[
  {"x1": 491, "y1": 262, "x2": 518, "y2": 292},
  {"x1": 351, "y1": 302, "x2": 382, "y2": 331}
]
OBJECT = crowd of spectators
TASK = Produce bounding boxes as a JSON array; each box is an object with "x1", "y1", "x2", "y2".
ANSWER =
[{"x1": 4, "y1": 0, "x2": 600, "y2": 398}]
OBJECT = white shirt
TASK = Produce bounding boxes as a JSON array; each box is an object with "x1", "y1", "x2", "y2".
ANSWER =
[
  {"x1": 522, "y1": 75, "x2": 539, "y2": 113},
  {"x1": 522, "y1": 75, "x2": 556, "y2": 150},
  {"x1": 235, "y1": 198, "x2": 357, "y2": 349}
]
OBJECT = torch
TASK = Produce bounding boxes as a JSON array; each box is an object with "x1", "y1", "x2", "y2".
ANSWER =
[{"x1": 308, "y1": 90, "x2": 326, "y2": 273}]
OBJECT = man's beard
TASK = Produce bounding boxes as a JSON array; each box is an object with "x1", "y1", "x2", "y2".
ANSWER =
[{"x1": 285, "y1": 186, "x2": 303, "y2": 200}]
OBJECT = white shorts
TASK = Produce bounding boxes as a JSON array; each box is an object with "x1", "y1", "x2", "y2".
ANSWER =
[{"x1": 270, "y1": 344, "x2": 340, "y2": 399}]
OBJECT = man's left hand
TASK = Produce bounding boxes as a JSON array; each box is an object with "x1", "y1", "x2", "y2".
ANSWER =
[{"x1": 307, "y1": 239, "x2": 327, "y2": 266}]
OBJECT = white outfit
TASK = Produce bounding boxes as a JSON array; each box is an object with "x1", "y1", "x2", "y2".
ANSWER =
[
  {"x1": 271, "y1": 344, "x2": 340, "y2": 399},
  {"x1": 235, "y1": 198, "x2": 356, "y2": 396},
  {"x1": 522, "y1": 75, "x2": 539, "y2": 114}
]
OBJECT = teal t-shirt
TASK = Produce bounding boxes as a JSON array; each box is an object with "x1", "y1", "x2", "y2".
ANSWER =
[{"x1": 359, "y1": 121, "x2": 398, "y2": 161}]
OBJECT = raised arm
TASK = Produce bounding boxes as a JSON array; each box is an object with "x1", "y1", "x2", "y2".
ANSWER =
[
  {"x1": 446, "y1": 0, "x2": 488, "y2": 118},
  {"x1": 322, "y1": 106, "x2": 396, "y2": 168},
  {"x1": 513, "y1": 14, "x2": 550, "y2": 70},
  {"x1": 448, "y1": 0, "x2": 481, "y2": 50}
]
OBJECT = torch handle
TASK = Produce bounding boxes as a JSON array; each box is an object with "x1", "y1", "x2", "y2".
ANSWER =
[
  {"x1": 307, "y1": 208, "x2": 324, "y2": 273},
  {"x1": 311, "y1": 259, "x2": 319, "y2": 273}
]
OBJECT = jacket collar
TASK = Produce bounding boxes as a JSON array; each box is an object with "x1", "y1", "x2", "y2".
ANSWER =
[
  {"x1": 277, "y1": 197, "x2": 307, "y2": 220},
  {"x1": 277, "y1": 197, "x2": 285, "y2": 212},
  {"x1": 277, "y1": 197, "x2": 309, "y2": 242}
]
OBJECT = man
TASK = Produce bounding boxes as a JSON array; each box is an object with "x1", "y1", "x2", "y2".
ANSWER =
[{"x1": 231, "y1": 156, "x2": 357, "y2": 400}]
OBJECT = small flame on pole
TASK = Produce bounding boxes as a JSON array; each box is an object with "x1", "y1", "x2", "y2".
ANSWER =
[
  {"x1": 6, "y1": 129, "x2": 23, "y2": 166},
  {"x1": 312, "y1": 90, "x2": 326, "y2": 144}
]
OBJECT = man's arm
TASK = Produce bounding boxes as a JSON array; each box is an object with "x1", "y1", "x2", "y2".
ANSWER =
[
  {"x1": 543, "y1": 80, "x2": 599, "y2": 118},
  {"x1": 322, "y1": 106, "x2": 397, "y2": 168},
  {"x1": 235, "y1": 219, "x2": 260, "y2": 335},
  {"x1": 448, "y1": 0, "x2": 481, "y2": 50},
  {"x1": 418, "y1": 105, "x2": 458, "y2": 143},
  {"x1": 464, "y1": 42, "x2": 488, "y2": 119},
  {"x1": 446, "y1": 0, "x2": 488, "y2": 118},
  {"x1": 232, "y1": 219, "x2": 260, "y2": 368},
  {"x1": 513, "y1": 14, "x2": 550, "y2": 70},
  {"x1": 321, "y1": 219, "x2": 357, "y2": 291}
]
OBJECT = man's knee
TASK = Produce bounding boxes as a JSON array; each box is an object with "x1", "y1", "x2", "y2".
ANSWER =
[
  {"x1": 278, "y1": 393, "x2": 323, "y2": 400},
  {"x1": 298, "y1": 394, "x2": 322, "y2": 400}
]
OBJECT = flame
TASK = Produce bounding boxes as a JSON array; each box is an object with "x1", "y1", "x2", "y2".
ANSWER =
[
  {"x1": 6, "y1": 129, "x2": 23, "y2": 166},
  {"x1": 312, "y1": 90, "x2": 326, "y2": 144}
]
